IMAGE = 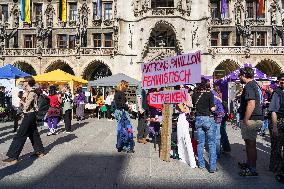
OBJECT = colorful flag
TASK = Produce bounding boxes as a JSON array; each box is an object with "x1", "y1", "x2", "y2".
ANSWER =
[
  {"x1": 59, "y1": 0, "x2": 67, "y2": 22},
  {"x1": 258, "y1": 0, "x2": 265, "y2": 16},
  {"x1": 20, "y1": 0, "x2": 31, "y2": 23},
  {"x1": 221, "y1": 0, "x2": 228, "y2": 18}
]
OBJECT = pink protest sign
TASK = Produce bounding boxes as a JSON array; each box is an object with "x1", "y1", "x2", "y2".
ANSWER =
[
  {"x1": 141, "y1": 51, "x2": 202, "y2": 89},
  {"x1": 149, "y1": 89, "x2": 188, "y2": 104}
]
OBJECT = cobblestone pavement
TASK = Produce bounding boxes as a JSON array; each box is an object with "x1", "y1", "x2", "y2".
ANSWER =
[{"x1": 0, "y1": 118, "x2": 282, "y2": 189}]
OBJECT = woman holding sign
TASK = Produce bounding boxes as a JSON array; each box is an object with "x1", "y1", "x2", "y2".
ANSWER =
[{"x1": 192, "y1": 80, "x2": 217, "y2": 173}]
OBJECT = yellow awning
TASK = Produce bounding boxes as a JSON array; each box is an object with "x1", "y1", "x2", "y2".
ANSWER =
[{"x1": 17, "y1": 69, "x2": 88, "y2": 84}]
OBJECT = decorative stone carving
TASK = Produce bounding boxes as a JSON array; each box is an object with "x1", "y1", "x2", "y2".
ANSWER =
[
  {"x1": 211, "y1": 18, "x2": 232, "y2": 25},
  {"x1": 269, "y1": 0, "x2": 280, "y2": 25},
  {"x1": 234, "y1": 0, "x2": 244, "y2": 25},
  {"x1": 186, "y1": 0, "x2": 192, "y2": 16},
  {"x1": 103, "y1": 19, "x2": 113, "y2": 26},
  {"x1": 177, "y1": 0, "x2": 183, "y2": 11},
  {"x1": 45, "y1": 0, "x2": 55, "y2": 27},
  {"x1": 10, "y1": 3, "x2": 20, "y2": 28}
]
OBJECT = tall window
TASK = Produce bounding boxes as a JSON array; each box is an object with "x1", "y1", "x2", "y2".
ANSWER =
[
  {"x1": 1, "y1": 4, "x2": 9, "y2": 22},
  {"x1": 211, "y1": 32, "x2": 219, "y2": 46},
  {"x1": 33, "y1": 3, "x2": 43, "y2": 22},
  {"x1": 24, "y1": 35, "x2": 36, "y2": 48},
  {"x1": 221, "y1": 32, "x2": 230, "y2": 46},
  {"x1": 69, "y1": 35, "x2": 76, "y2": 49},
  {"x1": 104, "y1": 33, "x2": 113, "y2": 47},
  {"x1": 252, "y1": 32, "x2": 267, "y2": 46},
  {"x1": 93, "y1": 2, "x2": 98, "y2": 19},
  {"x1": 246, "y1": 0, "x2": 266, "y2": 19},
  {"x1": 211, "y1": 1, "x2": 220, "y2": 19},
  {"x1": 57, "y1": 34, "x2": 68, "y2": 49},
  {"x1": 104, "y1": 3, "x2": 112, "y2": 20},
  {"x1": 93, "y1": 33, "x2": 102, "y2": 47},
  {"x1": 151, "y1": 0, "x2": 174, "y2": 8},
  {"x1": 149, "y1": 27, "x2": 176, "y2": 47},
  {"x1": 69, "y1": 3, "x2": 77, "y2": 21}
]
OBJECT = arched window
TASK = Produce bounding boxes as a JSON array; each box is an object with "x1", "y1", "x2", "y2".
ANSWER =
[
  {"x1": 149, "y1": 24, "x2": 176, "y2": 47},
  {"x1": 151, "y1": 0, "x2": 174, "y2": 8}
]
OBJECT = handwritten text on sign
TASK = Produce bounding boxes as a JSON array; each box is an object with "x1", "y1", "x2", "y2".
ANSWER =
[
  {"x1": 141, "y1": 51, "x2": 202, "y2": 89},
  {"x1": 150, "y1": 89, "x2": 188, "y2": 104}
]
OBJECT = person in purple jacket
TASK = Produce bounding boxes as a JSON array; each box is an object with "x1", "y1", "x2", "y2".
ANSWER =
[{"x1": 74, "y1": 88, "x2": 85, "y2": 121}]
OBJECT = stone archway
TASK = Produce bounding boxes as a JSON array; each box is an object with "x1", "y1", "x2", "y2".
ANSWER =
[
  {"x1": 213, "y1": 59, "x2": 240, "y2": 80},
  {"x1": 255, "y1": 59, "x2": 282, "y2": 77},
  {"x1": 142, "y1": 20, "x2": 182, "y2": 60},
  {"x1": 83, "y1": 61, "x2": 112, "y2": 81},
  {"x1": 45, "y1": 60, "x2": 75, "y2": 75},
  {"x1": 13, "y1": 61, "x2": 37, "y2": 76}
]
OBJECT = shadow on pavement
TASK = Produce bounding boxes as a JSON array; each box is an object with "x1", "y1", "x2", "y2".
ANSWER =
[{"x1": 0, "y1": 134, "x2": 78, "y2": 181}]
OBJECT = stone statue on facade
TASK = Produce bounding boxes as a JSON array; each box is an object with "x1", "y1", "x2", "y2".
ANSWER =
[
  {"x1": 45, "y1": 0, "x2": 55, "y2": 27},
  {"x1": 234, "y1": 0, "x2": 244, "y2": 25},
  {"x1": 186, "y1": 0, "x2": 192, "y2": 16},
  {"x1": 177, "y1": 0, "x2": 183, "y2": 11},
  {"x1": 10, "y1": 3, "x2": 20, "y2": 28},
  {"x1": 269, "y1": 0, "x2": 280, "y2": 25}
]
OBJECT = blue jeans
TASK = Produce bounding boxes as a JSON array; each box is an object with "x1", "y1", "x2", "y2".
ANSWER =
[
  {"x1": 260, "y1": 119, "x2": 269, "y2": 134},
  {"x1": 215, "y1": 123, "x2": 221, "y2": 157},
  {"x1": 195, "y1": 116, "x2": 217, "y2": 171}
]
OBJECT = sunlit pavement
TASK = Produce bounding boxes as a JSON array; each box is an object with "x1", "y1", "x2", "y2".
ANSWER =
[{"x1": 0, "y1": 118, "x2": 282, "y2": 189}]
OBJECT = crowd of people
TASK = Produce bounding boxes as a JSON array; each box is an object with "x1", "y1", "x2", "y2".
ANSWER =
[{"x1": 1, "y1": 68, "x2": 284, "y2": 183}]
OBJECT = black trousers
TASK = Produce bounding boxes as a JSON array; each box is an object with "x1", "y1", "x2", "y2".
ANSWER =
[
  {"x1": 137, "y1": 111, "x2": 148, "y2": 139},
  {"x1": 64, "y1": 109, "x2": 72, "y2": 132},
  {"x1": 13, "y1": 108, "x2": 20, "y2": 132},
  {"x1": 7, "y1": 112, "x2": 44, "y2": 159},
  {"x1": 106, "y1": 105, "x2": 112, "y2": 119}
]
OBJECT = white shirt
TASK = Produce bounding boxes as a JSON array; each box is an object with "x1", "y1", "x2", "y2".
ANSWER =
[
  {"x1": 12, "y1": 87, "x2": 21, "y2": 108},
  {"x1": 104, "y1": 94, "x2": 114, "y2": 105}
]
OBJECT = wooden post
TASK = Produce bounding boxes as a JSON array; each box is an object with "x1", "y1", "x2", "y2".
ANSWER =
[{"x1": 160, "y1": 103, "x2": 173, "y2": 162}]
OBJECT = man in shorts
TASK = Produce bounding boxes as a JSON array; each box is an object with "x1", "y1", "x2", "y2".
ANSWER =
[{"x1": 238, "y1": 67, "x2": 264, "y2": 176}]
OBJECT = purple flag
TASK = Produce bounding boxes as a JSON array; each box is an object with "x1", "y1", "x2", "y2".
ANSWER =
[{"x1": 221, "y1": 0, "x2": 228, "y2": 18}]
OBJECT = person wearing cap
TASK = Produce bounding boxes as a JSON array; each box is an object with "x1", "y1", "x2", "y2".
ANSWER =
[{"x1": 268, "y1": 73, "x2": 284, "y2": 183}]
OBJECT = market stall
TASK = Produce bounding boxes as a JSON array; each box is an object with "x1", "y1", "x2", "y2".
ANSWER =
[
  {"x1": 215, "y1": 63, "x2": 276, "y2": 113},
  {"x1": 17, "y1": 69, "x2": 88, "y2": 93},
  {"x1": 0, "y1": 64, "x2": 30, "y2": 93}
]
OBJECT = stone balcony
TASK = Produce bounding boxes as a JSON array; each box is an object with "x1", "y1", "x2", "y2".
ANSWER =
[
  {"x1": 2, "y1": 47, "x2": 114, "y2": 57},
  {"x1": 134, "y1": 7, "x2": 187, "y2": 17},
  {"x1": 210, "y1": 46, "x2": 284, "y2": 55}
]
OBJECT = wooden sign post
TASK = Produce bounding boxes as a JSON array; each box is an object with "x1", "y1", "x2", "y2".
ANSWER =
[
  {"x1": 141, "y1": 51, "x2": 202, "y2": 162},
  {"x1": 160, "y1": 103, "x2": 173, "y2": 162}
]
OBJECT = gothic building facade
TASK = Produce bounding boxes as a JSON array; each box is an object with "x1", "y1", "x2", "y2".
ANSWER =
[{"x1": 0, "y1": 0, "x2": 283, "y2": 81}]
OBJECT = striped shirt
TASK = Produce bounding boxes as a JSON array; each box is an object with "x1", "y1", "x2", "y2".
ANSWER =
[{"x1": 62, "y1": 92, "x2": 73, "y2": 103}]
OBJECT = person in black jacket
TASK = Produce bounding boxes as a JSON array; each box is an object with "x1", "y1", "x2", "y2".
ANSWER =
[
  {"x1": 0, "y1": 86, "x2": 6, "y2": 108},
  {"x1": 37, "y1": 85, "x2": 50, "y2": 127}
]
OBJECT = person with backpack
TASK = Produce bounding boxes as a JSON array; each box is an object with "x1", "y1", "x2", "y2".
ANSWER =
[{"x1": 3, "y1": 76, "x2": 44, "y2": 164}]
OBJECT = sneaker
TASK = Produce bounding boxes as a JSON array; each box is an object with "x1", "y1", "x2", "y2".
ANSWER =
[
  {"x1": 47, "y1": 131, "x2": 53, "y2": 136},
  {"x1": 107, "y1": 119, "x2": 113, "y2": 122},
  {"x1": 239, "y1": 168, "x2": 258, "y2": 177},
  {"x1": 65, "y1": 131, "x2": 71, "y2": 134},
  {"x1": 127, "y1": 149, "x2": 135, "y2": 153},
  {"x1": 2, "y1": 157, "x2": 18, "y2": 164},
  {"x1": 30, "y1": 152, "x2": 45, "y2": 158}
]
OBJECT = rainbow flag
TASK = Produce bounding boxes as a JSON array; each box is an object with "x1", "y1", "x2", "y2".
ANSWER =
[
  {"x1": 20, "y1": 0, "x2": 31, "y2": 23},
  {"x1": 59, "y1": 0, "x2": 67, "y2": 22},
  {"x1": 258, "y1": 0, "x2": 265, "y2": 16}
]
